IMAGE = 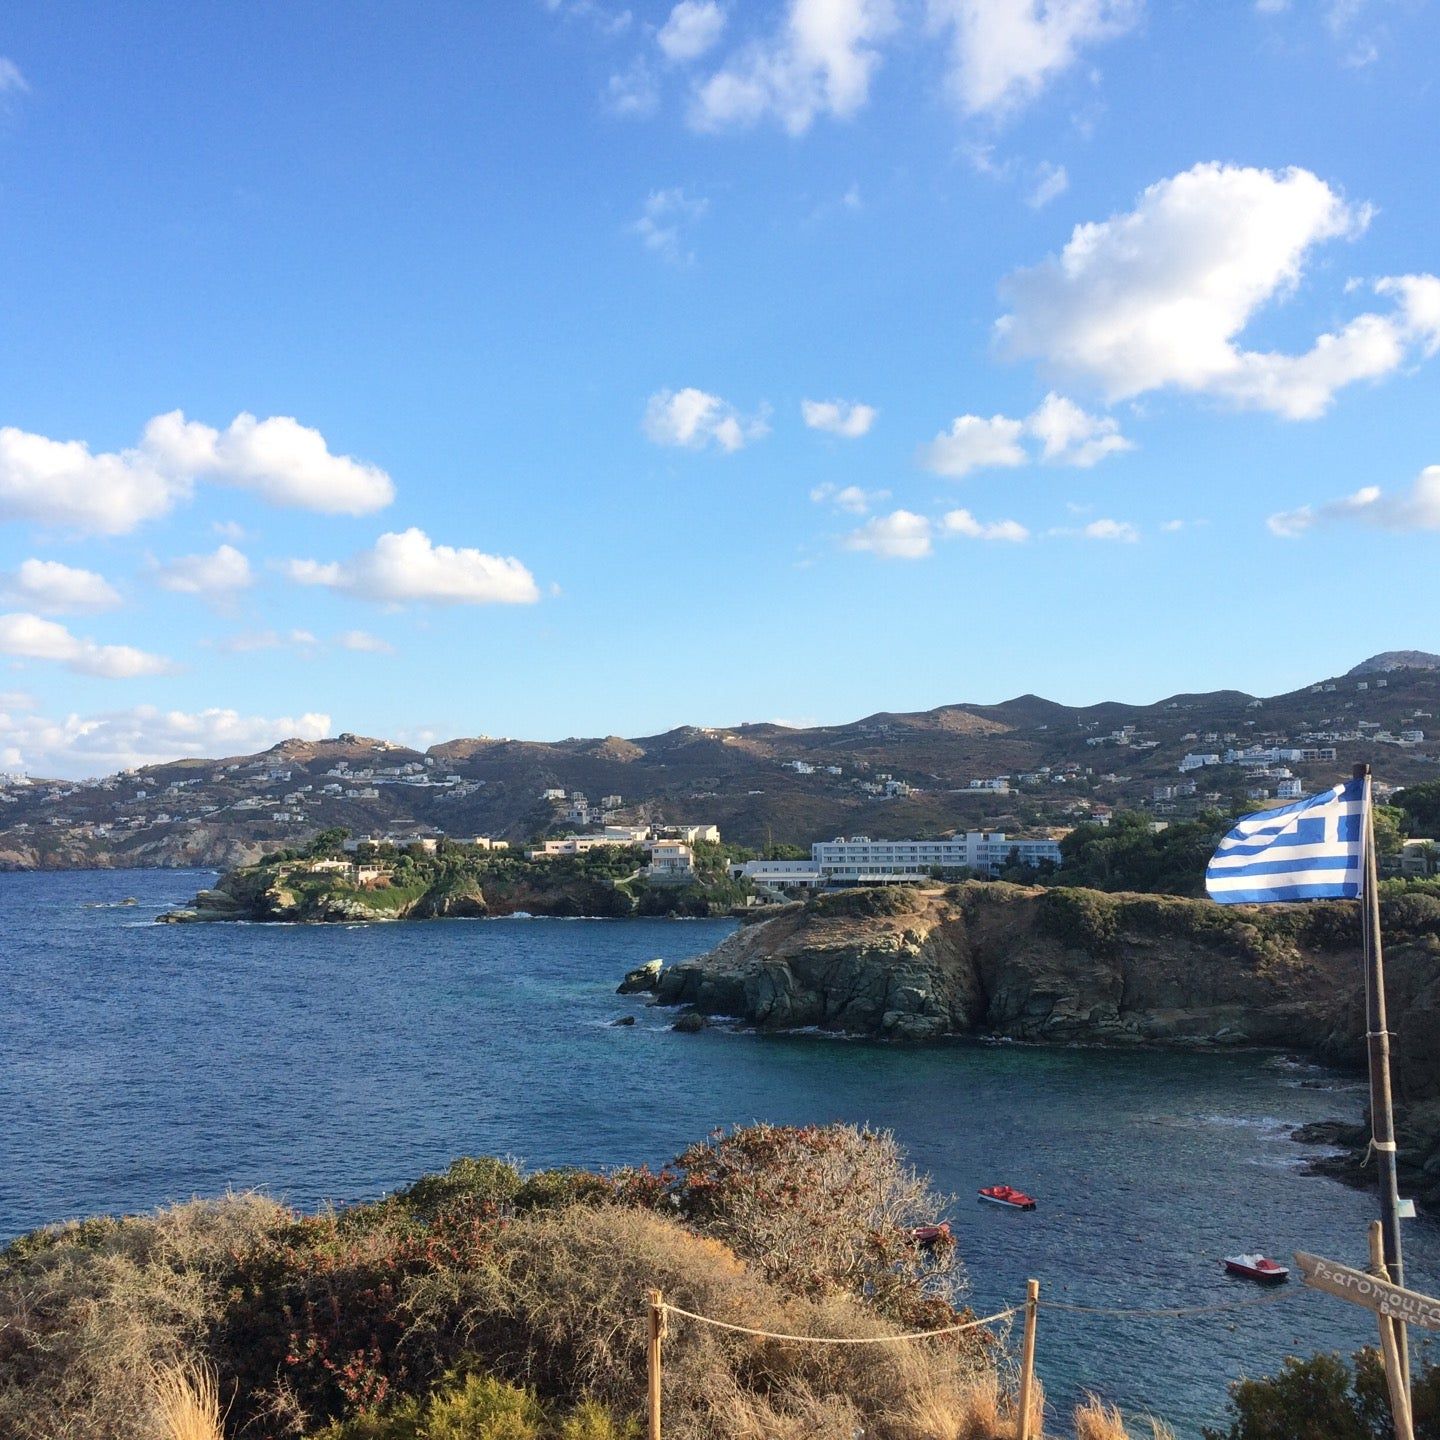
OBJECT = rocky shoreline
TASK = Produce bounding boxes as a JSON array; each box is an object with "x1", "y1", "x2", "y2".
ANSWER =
[{"x1": 629, "y1": 882, "x2": 1440, "y2": 1209}]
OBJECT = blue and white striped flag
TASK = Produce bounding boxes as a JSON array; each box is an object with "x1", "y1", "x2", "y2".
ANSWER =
[{"x1": 1205, "y1": 778, "x2": 1366, "y2": 904}]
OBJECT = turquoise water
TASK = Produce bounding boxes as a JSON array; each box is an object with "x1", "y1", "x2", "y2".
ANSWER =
[{"x1": 2, "y1": 868, "x2": 1436, "y2": 1434}]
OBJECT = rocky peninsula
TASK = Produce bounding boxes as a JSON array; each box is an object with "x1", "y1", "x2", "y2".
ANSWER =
[
  {"x1": 158, "y1": 841, "x2": 746, "y2": 923},
  {"x1": 647, "y1": 882, "x2": 1440, "y2": 1205}
]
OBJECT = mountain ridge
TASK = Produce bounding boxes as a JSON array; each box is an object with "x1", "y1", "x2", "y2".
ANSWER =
[{"x1": 4, "y1": 653, "x2": 1439, "y2": 870}]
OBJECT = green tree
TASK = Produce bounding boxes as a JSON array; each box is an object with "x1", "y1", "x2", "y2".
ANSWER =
[
  {"x1": 307, "y1": 826, "x2": 350, "y2": 857},
  {"x1": 1374, "y1": 804, "x2": 1406, "y2": 858},
  {"x1": 1203, "y1": 1347, "x2": 1440, "y2": 1440},
  {"x1": 1397, "y1": 780, "x2": 1440, "y2": 839}
]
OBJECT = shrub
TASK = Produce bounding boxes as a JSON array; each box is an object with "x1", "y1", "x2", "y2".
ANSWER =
[
  {"x1": 667, "y1": 1123, "x2": 964, "y2": 1326},
  {"x1": 806, "y1": 887, "x2": 925, "y2": 921},
  {"x1": 0, "y1": 1194, "x2": 289, "y2": 1440},
  {"x1": 1202, "y1": 1347, "x2": 1440, "y2": 1440},
  {"x1": 314, "y1": 1371, "x2": 544, "y2": 1439},
  {"x1": 555, "y1": 1398, "x2": 640, "y2": 1440},
  {"x1": 390, "y1": 1158, "x2": 523, "y2": 1225},
  {"x1": 1037, "y1": 888, "x2": 1119, "y2": 954},
  {"x1": 467, "y1": 1203, "x2": 994, "y2": 1440}
]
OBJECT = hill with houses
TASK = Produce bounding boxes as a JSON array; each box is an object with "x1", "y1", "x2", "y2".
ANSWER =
[{"x1": 2, "y1": 652, "x2": 1440, "y2": 870}]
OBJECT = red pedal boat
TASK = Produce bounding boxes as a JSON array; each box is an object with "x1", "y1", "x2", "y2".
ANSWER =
[
  {"x1": 1222, "y1": 1253, "x2": 1289, "y2": 1284},
  {"x1": 978, "y1": 1185, "x2": 1036, "y2": 1210}
]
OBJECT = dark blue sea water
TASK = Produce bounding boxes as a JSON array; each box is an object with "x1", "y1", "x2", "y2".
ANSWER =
[{"x1": 2, "y1": 868, "x2": 1437, "y2": 1435}]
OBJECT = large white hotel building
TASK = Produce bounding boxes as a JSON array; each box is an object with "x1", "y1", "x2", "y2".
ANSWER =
[{"x1": 731, "y1": 832, "x2": 1063, "y2": 889}]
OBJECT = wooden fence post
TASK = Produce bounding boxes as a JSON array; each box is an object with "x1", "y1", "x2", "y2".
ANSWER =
[
  {"x1": 1369, "y1": 1222, "x2": 1415, "y2": 1440},
  {"x1": 1017, "y1": 1279, "x2": 1040, "y2": 1440},
  {"x1": 647, "y1": 1288, "x2": 664, "y2": 1440}
]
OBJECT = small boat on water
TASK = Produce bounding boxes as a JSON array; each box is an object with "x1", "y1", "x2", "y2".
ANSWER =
[
  {"x1": 1222, "y1": 1254, "x2": 1289, "y2": 1283},
  {"x1": 906, "y1": 1222, "x2": 953, "y2": 1247},
  {"x1": 978, "y1": 1185, "x2": 1036, "y2": 1211}
]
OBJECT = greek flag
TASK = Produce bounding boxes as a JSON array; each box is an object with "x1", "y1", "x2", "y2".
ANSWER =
[{"x1": 1205, "y1": 778, "x2": 1366, "y2": 904}]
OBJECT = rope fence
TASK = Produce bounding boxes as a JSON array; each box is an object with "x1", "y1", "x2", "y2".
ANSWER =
[
  {"x1": 659, "y1": 1301, "x2": 1019, "y2": 1344},
  {"x1": 643, "y1": 1279, "x2": 1312, "y2": 1440}
]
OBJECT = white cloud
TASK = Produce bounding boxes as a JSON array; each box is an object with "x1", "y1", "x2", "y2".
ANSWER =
[
  {"x1": 285, "y1": 527, "x2": 540, "y2": 606},
  {"x1": 1027, "y1": 161, "x2": 1069, "y2": 209},
  {"x1": 810, "y1": 482, "x2": 889, "y2": 513},
  {"x1": 843, "y1": 509, "x2": 932, "y2": 559},
  {"x1": 0, "y1": 612, "x2": 173, "y2": 678},
  {"x1": 0, "y1": 705, "x2": 333, "y2": 779},
  {"x1": 928, "y1": 0, "x2": 1142, "y2": 118},
  {"x1": 150, "y1": 544, "x2": 253, "y2": 596},
  {"x1": 213, "y1": 629, "x2": 320, "y2": 655},
  {"x1": 142, "y1": 411, "x2": 395, "y2": 515},
  {"x1": 337, "y1": 629, "x2": 395, "y2": 654},
  {"x1": 801, "y1": 397, "x2": 877, "y2": 437},
  {"x1": 1268, "y1": 465, "x2": 1440, "y2": 537},
  {"x1": 643, "y1": 387, "x2": 768, "y2": 452},
  {"x1": 632, "y1": 187, "x2": 708, "y2": 262},
  {"x1": 917, "y1": 413, "x2": 1027, "y2": 477},
  {"x1": 0, "y1": 411, "x2": 393, "y2": 536},
  {"x1": 604, "y1": 58, "x2": 660, "y2": 115},
  {"x1": 211, "y1": 519, "x2": 248, "y2": 541},
  {"x1": 997, "y1": 163, "x2": 1440, "y2": 419},
  {"x1": 544, "y1": 0, "x2": 633, "y2": 36},
  {"x1": 659, "y1": 1, "x2": 727, "y2": 61},
  {"x1": 0, "y1": 426, "x2": 192, "y2": 536},
  {"x1": 689, "y1": 0, "x2": 897, "y2": 135},
  {"x1": 919, "y1": 393, "x2": 1132, "y2": 476},
  {"x1": 1050, "y1": 517, "x2": 1139, "y2": 542},
  {"x1": 0, "y1": 58, "x2": 27, "y2": 96},
  {"x1": 1026, "y1": 392, "x2": 1133, "y2": 466},
  {"x1": 1, "y1": 559, "x2": 121, "y2": 614},
  {"x1": 941, "y1": 508, "x2": 1030, "y2": 541}
]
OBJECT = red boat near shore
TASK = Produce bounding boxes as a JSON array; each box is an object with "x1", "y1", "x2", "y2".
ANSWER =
[
  {"x1": 906, "y1": 1222, "x2": 953, "y2": 1247},
  {"x1": 978, "y1": 1185, "x2": 1036, "y2": 1210},
  {"x1": 1222, "y1": 1254, "x2": 1289, "y2": 1283}
]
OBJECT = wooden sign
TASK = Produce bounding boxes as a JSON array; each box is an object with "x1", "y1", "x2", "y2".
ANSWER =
[{"x1": 1295, "y1": 1252, "x2": 1440, "y2": 1330}]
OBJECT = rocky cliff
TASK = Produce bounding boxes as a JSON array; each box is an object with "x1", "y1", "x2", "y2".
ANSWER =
[{"x1": 654, "y1": 882, "x2": 1440, "y2": 1203}]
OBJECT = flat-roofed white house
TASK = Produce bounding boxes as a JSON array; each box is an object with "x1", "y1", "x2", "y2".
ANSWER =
[
  {"x1": 733, "y1": 832, "x2": 1063, "y2": 890},
  {"x1": 646, "y1": 839, "x2": 696, "y2": 881}
]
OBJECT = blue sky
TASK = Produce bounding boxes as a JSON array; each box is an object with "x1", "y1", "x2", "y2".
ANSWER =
[{"x1": 0, "y1": 0, "x2": 1437, "y2": 775}]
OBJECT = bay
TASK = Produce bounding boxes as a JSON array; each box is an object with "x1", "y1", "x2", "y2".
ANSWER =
[{"x1": 2, "y1": 867, "x2": 1437, "y2": 1436}]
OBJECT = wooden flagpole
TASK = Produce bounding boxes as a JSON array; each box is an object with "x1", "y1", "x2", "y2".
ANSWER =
[{"x1": 1357, "y1": 763, "x2": 1410, "y2": 1399}]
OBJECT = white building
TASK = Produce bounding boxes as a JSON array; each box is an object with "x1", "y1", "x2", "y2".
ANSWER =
[
  {"x1": 730, "y1": 858, "x2": 826, "y2": 889},
  {"x1": 1276, "y1": 778, "x2": 1304, "y2": 799},
  {"x1": 1179, "y1": 753, "x2": 1221, "y2": 772},
  {"x1": 646, "y1": 840, "x2": 696, "y2": 881},
  {"x1": 809, "y1": 832, "x2": 1062, "y2": 882}
]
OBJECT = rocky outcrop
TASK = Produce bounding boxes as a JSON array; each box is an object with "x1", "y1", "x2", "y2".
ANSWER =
[
  {"x1": 656, "y1": 889, "x2": 981, "y2": 1040},
  {"x1": 654, "y1": 882, "x2": 1440, "y2": 1202},
  {"x1": 617, "y1": 959, "x2": 664, "y2": 995}
]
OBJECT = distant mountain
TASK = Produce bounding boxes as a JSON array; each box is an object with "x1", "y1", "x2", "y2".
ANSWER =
[
  {"x1": 1347, "y1": 651, "x2": 1440, "y2": 676},
  {"x1": 6, "y1": 658, "x2": 1440, "y2": 870}
]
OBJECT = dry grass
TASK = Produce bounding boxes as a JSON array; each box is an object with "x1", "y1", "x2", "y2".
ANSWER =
[
  {"x1": 454, "y1": 1203, "x2": 1008, "y2": 1440},
  {"x1": 1074, "y1": 1394, "x2": 1128, "y2": 1440},
  {"x1": 151, "y1": 1359, "x2": 224, "y2": 1440},
  {"x1": 0, "y1": 1193, "x2": 287, "y2": 1440},
  {"x1": 1072, "y1": 1392, "x2": 1173, "y2": 1440}
]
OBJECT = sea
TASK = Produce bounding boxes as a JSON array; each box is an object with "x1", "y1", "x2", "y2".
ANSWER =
[{"x1": 2, "y1": 867, "x2": 1436, "y2": 1436}]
